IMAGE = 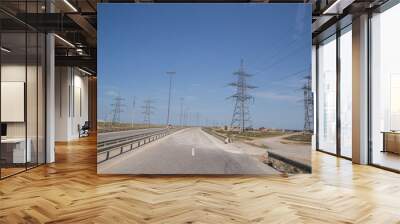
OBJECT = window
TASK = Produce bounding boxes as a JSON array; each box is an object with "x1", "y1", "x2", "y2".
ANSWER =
[
  {"x1": 317, "y1": 35, "x2": 337, "y2": 154},
  {"x1": 339, "y1": 26, "x2": 352, "y2": 158},
  {"x1": 370, "y1": 2, "x2": 400, "y2": 171}
]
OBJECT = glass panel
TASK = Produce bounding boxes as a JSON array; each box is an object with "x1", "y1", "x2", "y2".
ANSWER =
[
  {"x1": 371, "y1": 3, "x2": 400, "y2": 171},
  {"x1": 317, "y1": 35, "x2": 337, "y2": 154},
  {"x1": 27, "y1": 31, "x2": 38, "y2": 169},
  {"x1": 339, "y1": 28, "x2": 352, "y2": 158},
  {"x1": 38, "y1": 32, "x2": 45, "y2": 165},
  {"x1": 1, "y1": 31, "x2": 27, "y2": 177}
]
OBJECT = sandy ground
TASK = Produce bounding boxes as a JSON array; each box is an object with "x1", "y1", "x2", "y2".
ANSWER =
[{"x1": 249, "y1": 133, "x2": 311, "y2": 165}]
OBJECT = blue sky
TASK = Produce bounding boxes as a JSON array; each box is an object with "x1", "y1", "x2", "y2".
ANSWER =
[{"x1": 98, "y1": 3, "x2": 311, "y2": 130}]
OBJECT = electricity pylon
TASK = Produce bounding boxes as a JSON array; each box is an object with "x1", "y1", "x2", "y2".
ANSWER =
[
  {"x1": 142, "y1": 99, "x2": 155, "y2": 127},
  {"x1": 110, "y1": 95, "x2": 125, "y2": 126},
  {"x1": 303, "y1": 76, "x2": 313, "y2": 133},
  {"x1": 228, "y1": 59, "x2": 257, "y2": 133},
  {"x1": 131, "y1": 96, "x2": 136, "y2": 128}
]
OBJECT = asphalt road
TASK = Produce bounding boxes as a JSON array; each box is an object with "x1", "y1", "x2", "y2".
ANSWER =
[
  {"x1": 98, "y1": 127, "x2": 279, "y2": 175},
  {"x1": 98, "y1": 128, "x2": 165, "y2": 142}
]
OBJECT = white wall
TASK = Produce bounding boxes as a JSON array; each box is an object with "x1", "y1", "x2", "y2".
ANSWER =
[{"x1": 55, "y1": 67, "x2": 89, "y2": 141}]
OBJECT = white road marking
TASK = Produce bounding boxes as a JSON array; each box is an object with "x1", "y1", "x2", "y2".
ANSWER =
[{"x1": 192, "y1": 148, "x2": 195, "y2": 157}]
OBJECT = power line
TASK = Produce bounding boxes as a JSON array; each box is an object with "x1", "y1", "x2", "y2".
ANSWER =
[
  {"x1": 254, "y1": 42, "x2": 309, "y2": 75},
  {"x1": 251, "y1": 30, "x2": 308, "y2": 69},
  {"x1": 271, "y1": 67, "x2": 311, "y2": 83}
]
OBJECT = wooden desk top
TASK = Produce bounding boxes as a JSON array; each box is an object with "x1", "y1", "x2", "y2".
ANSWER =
[
  {"x1": 381, "y1": 131, "x2": 400, "y2": 134},
  {"x1": 1, "y1": 138, "x2": 29, "y2": 143}
]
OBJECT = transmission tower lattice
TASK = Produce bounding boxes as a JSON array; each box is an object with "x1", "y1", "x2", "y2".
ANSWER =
[
  {"x1": 228, "y1": 59, "x2": 257, "y2": 132},
  {"x1": 142, "y1": 99, "x2": 155, "y2": 127},
  {"x1": 110, "y1": 96, "x2": 125, "y2": 125},
  {"x1": 303, "y1": 76, "x2": 313, "y2": 133}
]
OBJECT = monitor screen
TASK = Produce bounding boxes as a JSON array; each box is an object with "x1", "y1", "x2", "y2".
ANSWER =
[{"x1": 1, "y1": 123, "x2": 7, "y2": 137}]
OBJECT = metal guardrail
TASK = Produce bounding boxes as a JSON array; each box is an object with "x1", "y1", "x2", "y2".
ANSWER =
[
  {"x1": 97, "y1": 128, "x2": 168, "y2": 150},
  {"x1": 97, "y1": 129, "x2": 173, "y2": 164},
  {"x1": 201, "y1": 128, "x2": 227, "y2": 142}
]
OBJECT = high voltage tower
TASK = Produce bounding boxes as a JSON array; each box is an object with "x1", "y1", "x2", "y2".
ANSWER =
[
  {"x1": 131, "y1": 96, "x2": 136, "y2": 128},
  {"x1": 228, "y1": 59, "x2": 257, "y2": 133},
  {"x1": 142, "y1": 99, "x2": 155, "y2": 127},
  {"x1": 302, "y1": 76, "x2": 313, "y2": 133},
  {"x1": 110, "y1": 95, "x2": 125, "y2": 125},
  {"x1": 179, "y1": 97, "x2": 184, "y2": 127}
]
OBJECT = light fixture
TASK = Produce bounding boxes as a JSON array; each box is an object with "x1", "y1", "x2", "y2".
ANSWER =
[
  {"x1": 63, "y1": 0, "x2": 78, "y2": 12},
  {"x1": 322, "y1": 0, "x2": 354, "y2": 15},
  {"x1": 78, "y1": 67, "x2": 93, "y2": 76},
  {"x1": 54, "y1": 34, "x2": 75, "y2": 48},
  {"x1": 1, "y1": 47, "x2": 11, "y2": 53}
]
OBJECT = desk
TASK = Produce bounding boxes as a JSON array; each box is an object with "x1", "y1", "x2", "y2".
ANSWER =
[
  {"x1": 1, "y1": 138, "x2": 31, "y2": 164},
  {"x1": 382, "y1": 131, "x2": 400, "y2": 154}
]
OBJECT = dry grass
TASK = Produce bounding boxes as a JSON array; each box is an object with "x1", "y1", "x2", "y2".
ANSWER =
[
  {"x1": 97, "y1": 121, "x2": 164, "y2": 133},
  {"x1": 283, "y1": 133, "x2": 312, "y2": 143},
  {"x1": 214, "y1": 129, "x2": 287, "y2": 141}
]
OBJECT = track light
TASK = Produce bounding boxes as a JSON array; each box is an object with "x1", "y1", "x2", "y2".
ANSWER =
[
  {"x1": 1, "y1": 47, "x2": 11, "y2": 53},
  {"x1": 323, "y1": 0, "x2": 354, "y2": 15},
  {"x1": 63, "y1": 0, "x2": 78, "y2": 12},
  {"x1": 78, "y1": 67, "x2": 93, "y2": 76},
  {"x1": 54, "y1": 34, "x2": 75, "y2": 48}
]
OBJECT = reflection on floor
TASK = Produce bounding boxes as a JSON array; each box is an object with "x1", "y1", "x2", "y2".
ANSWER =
[
  {"x1": 0, "y1": 167, "x2": 25, "y2": 178},
  {"x1": 0, "y1": 163, "x2": 43, "y2": 179},
  {"x1": 373, "y1": 151, "x2": 400, "y2": 171}
]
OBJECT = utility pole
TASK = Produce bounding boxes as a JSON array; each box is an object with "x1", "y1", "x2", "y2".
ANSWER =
[
  {"x1": 179, "y1": 97, "x2": 184, "y2": 127},
  {"x1": 166, "y1": 71, "x2": 176, "y2": 126},
  {"x1": 183, "y1": 107, "x2": 189, "y2": 126},
  {"x1": 142, "y1": 99, "x2": 155, "y2": 127},
  {"x1": 228, "y1": 59, "x2": 257, "y2": 133},
  {"x1": 196, "y1": 112, "x2": 200, "y2": 127},
  {"x1": 131, "y1": 96, "x2": 136, "y2": 128}
]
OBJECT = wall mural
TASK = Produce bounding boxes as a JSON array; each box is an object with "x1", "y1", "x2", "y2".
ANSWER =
[{"x1": 97, "y1": 3, "x2": 312, "y2": 175}]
